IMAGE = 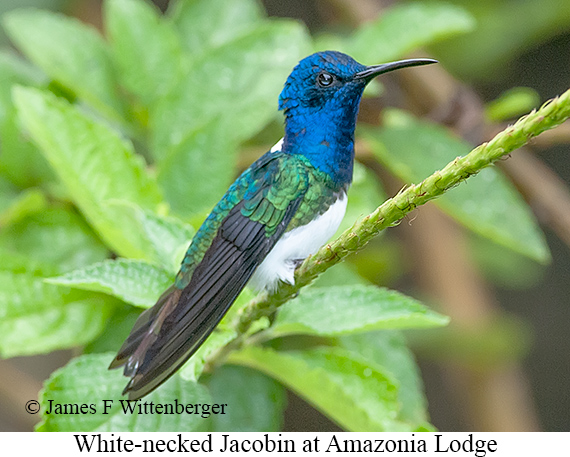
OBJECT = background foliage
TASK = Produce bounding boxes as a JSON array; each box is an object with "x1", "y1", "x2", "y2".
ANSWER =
[{"x1": 1, "y1": 0, "x2": 569, "y2": 432}]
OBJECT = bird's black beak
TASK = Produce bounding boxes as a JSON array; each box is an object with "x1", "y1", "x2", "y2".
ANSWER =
[{"x1": 354, "y1": 58, "x2": 437, "y2": 81}]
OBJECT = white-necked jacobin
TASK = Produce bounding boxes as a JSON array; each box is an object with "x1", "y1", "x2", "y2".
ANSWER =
[{"x1": 110, "y1": 50, "x2": 436, "y2": 399}]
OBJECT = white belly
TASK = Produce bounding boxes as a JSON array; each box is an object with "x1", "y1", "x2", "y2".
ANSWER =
[{"x1": 249, "y1": 192, "x2": 347, "y2": 292}]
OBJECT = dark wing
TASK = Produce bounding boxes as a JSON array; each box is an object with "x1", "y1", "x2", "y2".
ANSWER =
[{"x1": 110, "y1": 156, "x2": 307, "y2": 400}]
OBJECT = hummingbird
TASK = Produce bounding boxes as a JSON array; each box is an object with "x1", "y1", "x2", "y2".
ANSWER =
[{"x1": 110, "y1": 50, "x2": 436, "y2": 399}]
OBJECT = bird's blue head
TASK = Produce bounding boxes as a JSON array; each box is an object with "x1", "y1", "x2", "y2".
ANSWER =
[
  {"x1": 279, "y1": 50, "x2": 435, "y2": 186},
  {"x1": 279, "y1": 51, "x2": 368, "y2": 116}
]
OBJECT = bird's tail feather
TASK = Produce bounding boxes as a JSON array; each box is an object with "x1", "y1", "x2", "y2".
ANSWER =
[
  {"x1": 108, "y1": 197, "x2": 297, "y2": 400},
  {"x1": 108, "y1": 285, "x2": 180, "y2": 375},
  {"x1": 108, "y1": 251, "x2": 259, "y2": 400}
]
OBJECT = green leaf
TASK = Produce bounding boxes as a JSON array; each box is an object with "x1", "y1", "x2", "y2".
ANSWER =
[
  {"x1": 206, "y1": 365, "x2": 286, "y2": 432},
  {"x1": 170, "y1": 0, "x2": 263, "y2": 55},
  {"x1": 340, "y1": 331, "x2": 432, "y2": 429},
  {"x1": 3, "y1": 9, "x2": 124, "y2": 121},
  {"x1": 46, "y1": 259, "x2": 173, "y2": 308},
  {"x1": 37, "y1": 353, "x2": 211, "y2": 432},
  {"x1": 269, "y1": 285, "x2": 448, "y2": 338},
  {"x1": 0, "y1": 250, "x2": 58, "y2": 277},
  {"x1": 151, "y1": 21, "x2": 310, "y2": 162},
  {"x1": 154, "y1": 20, "x2": 310, "y2": 218},
  {"x1": 157, "y1": 119, "x2": 237, "y2": 218},
  {"x1": 0, "y1": 272, "x2": 115, "y2": 357},
  {"x1": 408, "y1": 314, "x2": 532, "y2": 368},
  {"x1": 0, "y1": 50, "x2": 46, "y2": 120},
  {"x1": 468, "y1": 232, "x2": 546, "y2": 289},
  {"x1": 230, "y1": 345, "x2": 409, "y2": 431},
  {"x1": 134, "y1": 208, "x2": 195, "y2": 273},
  {"x1": 317, "y1": 2, "x2": 475, "y2": 63},
  {"x1": 84, "y1": 305, "x2": 141, "y2": 354},
  {"x1": 13, "y1": 86, "x2": 163, "y2": 258},
  {"x1": 0, "y1": 207, "x2": 109, "y2": 274},
  {"x1": 0, "y1": 51, "x2": 52, "y2": 187},
  {"x1": 0, "y1": 109, "x2": 54, "y2": 188},
  {"x1": 486, "y1": 87, "x2": 541, "y2": 122},
  {"x1": 0, "y1": 188, "x2": 46, "y2": 227},
  {"x1": 428, "y1": 0, "x2": 570, "y2": 81},
  {"x1": 106, "y1": 0, "x2": 185, "y2": 107},
  {"x1": 362, "y1": 114, "x2": 550, "y2": 263},
  {"x1": 0, "y1": 175, "x2": 28, "y2": 212},
  {"x1": 0, "y1": 1, "x2": 68, "y2": 34},
  {"x1": 340, "y1": 238, "x2": 406, "y2": 287}
]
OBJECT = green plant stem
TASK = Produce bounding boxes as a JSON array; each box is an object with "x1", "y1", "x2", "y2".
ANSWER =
[{"x1": 209, "y1": 87, "x2": 570, "y2": 367}]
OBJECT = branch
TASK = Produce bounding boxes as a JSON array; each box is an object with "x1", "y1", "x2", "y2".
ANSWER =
[{"x1": 208, "y1": 87, "x2": 570, "y2": 365}]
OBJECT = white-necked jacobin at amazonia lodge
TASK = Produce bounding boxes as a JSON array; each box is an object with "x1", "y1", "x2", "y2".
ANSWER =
[{"x1": 110, "y1": 50, "x2": 436, "y2": 399}]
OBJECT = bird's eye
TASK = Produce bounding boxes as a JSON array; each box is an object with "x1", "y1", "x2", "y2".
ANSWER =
[{"x1": 317, "y1": 72, "x2": 334, "y2": 87}]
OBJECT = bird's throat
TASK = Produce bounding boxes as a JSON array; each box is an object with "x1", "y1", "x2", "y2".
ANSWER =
[{"x1": 283, "y1": 109, "x2": 357, "y2": 187}]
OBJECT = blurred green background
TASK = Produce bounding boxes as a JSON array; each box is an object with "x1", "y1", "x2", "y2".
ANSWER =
[{"x1": 1, "y1": 0, "x2": 569, "y2": 432}]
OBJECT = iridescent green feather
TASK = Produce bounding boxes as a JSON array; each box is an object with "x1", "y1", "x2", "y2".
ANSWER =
[{"x1": 174, "y1": 152, "x2": 342, "y2": 289}]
